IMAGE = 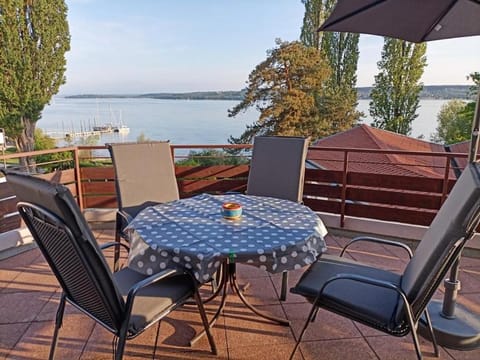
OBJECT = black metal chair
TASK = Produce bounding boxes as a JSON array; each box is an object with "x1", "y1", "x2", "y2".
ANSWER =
[
  {"x1": 107, "y1": 141, "x2": 179, "y2": 270},
  {"x1": 246, "y1": 135, "x2": 310, "y2": 300},
  {"x1": 3, "y1": 170, "x2": 216, "y2": 360},
  {"x1": 289, "y1": 162, "x2": 480, "y2": 360}
]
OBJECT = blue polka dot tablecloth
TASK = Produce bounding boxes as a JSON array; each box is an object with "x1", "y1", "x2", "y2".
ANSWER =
[{"x1": 125, "y1": 193, "x2": 328, "y2": 283}]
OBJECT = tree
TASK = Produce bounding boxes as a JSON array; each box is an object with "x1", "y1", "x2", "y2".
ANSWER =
[
  {"x1": 301, "y1": 0, "x2": 361, "y2": 135},
  {"x1": 464, "y1": 71, "x2": 479, "y2": 120},
  {"x1": 369, "y1": 38, "x2": 427, "y2": 135},
  {"x1": 300, "y1": 0, "x2": 325, "y2": 50},
  {"x1": 176, "y1": 149, "x2": 248, "y2": 166},
  {"x1": 136, "y1": 132, "x2": 152, "y2": 142},
  {"x1": 0, "y1": 0, "x2": 70, "y2": 166},
  {"x1": 431, "y1": 72, "x2": 479, "y2": 144},
  {"x1": 468, "y1": 72, "x2": 480, "y2": 93},
  {"x1": 228, "y1": 39, "x2": 331, "y2": 144},
  {"x1": 430, "y1": 100, "x2": 470, "y2": 144},
  {"x1": 34, "y1": 128, "x2": 72, "y2": 171}
]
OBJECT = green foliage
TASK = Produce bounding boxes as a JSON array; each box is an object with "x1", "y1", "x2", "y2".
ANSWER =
[
  {"x1": 319, "y1": 30, "x2": 361, "y2": 131},
  {"x1": 369, "y1": 38, "x2": 427, "y2": 135},
  {"x1": 0, "y1": 0, "x2": 70, "y2": 155},
  {"x1": 467, "y1": 72, "x2": 480, "y2": 92},
  {"x1": 465, "y1": 71, "x2": 479, "y2": 123},
  {"x1": 137, "y1": 132, "x2": 152, "y2": 142},
  {"x1": 301, "y1": 0, "x2": 361, "y2": 137},
  {"x1": 34, "y1": 128, "x2": 57, "y2": 150},
  {"x1": 75, "y1": 134, "x2": 100, "y2": 159},
  {"x1": 430, "y1": 72, "x2": 479, "y2": 145},
  {"x1": 228, "y1": 39, "x2": 331, "y2": 144},
  {"x1": 430, "y1": 100, "x2": 471, "y2": 144},
  {"x1": 300, "y1": 0, "x2": 325, "y2": 50},
  {"x1": 431, "y1": 72, "x2": 479, "y2": 145},
  {"x1": 176, "y1": 150, "x2": 248, "y2": 166},
  {"x1": 34, "y1": 129, "x2": 72, "y2": 170}
]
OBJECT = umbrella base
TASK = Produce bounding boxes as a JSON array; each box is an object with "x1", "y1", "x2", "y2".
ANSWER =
[{"x1": 419, "y1": 299, "x2": 480, "y2": 350}]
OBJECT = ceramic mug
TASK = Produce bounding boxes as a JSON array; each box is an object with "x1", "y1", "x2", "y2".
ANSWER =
[{"x1": 222, "y1": 202, "x2": 242, "y2": 219}]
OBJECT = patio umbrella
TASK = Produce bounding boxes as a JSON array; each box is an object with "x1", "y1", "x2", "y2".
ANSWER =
[
  {"x1": 319, "y1": 0, "x2": 480, "y2": 43},
  {"x1": 319, "y1": 0, "x2": 480, "y2": 351}
]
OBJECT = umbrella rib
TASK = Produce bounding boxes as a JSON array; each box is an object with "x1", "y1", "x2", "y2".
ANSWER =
[{"x1": 420, "y1": 0, "x2": 459, "y2": 42}]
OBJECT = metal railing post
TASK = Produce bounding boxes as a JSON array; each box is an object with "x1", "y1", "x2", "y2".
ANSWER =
[
  {"x1": 73, "y1": 147, "x2": 84, "y2": 210},
  {"x1": 340, "y1": 150, "x2": 349, "y2": 228},
  {"x1": 441, "y1": 155, "x2": 451, "y2": 204}
]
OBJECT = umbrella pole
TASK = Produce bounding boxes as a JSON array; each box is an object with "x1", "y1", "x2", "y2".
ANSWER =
[{"x1": 420, "y1": 88, "x2": 480, "y2": 350}]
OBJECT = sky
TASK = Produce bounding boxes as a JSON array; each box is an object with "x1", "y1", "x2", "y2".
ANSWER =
[{"x1": 61, "y1": 0, "x2": 480, "y2": 96}]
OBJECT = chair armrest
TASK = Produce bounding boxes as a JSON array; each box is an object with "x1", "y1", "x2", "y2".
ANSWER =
[
  {"x1": 100, "y1": 242, "x2": 130, "y2": 271},
  {"x1": 123, "y1": 268, "x2": 187, "y2": 316},
  {"x1": 340, "y1": 236, "x2": 413, "y2": 259},
  {"x1": 318, "y1": 273, "x2": 410, "y2": 310}
]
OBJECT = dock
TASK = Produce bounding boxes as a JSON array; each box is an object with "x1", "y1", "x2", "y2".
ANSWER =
[
  {"x1": 44, "y1": 130, "x2": 104, "y2": 139},
  {"x1": 44, "y1": 123, "x2": 128, "y2": 140}
]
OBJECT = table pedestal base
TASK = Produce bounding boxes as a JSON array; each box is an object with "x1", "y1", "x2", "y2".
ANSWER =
[{"x1": 190, "y1": 262, "x2": 290, "y2": 346}]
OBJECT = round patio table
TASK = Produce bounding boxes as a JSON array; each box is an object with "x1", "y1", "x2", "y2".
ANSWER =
[
  {"x1": 126, "y1": 193, "x2": 327, "y2": 281},
  {"x1": 125, "y1": 193, "x2": 328, "y2": 334}
]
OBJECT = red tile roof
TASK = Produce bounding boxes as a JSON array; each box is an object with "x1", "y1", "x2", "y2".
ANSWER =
[
  {"x1": 308, "y1": 124, "x2": 461, "y2": 178},
  {"x1": 447, "y1": 140, "x2": 471, "y2": 171}
]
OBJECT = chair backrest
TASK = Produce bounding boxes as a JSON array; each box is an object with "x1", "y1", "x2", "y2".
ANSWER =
[
  {"x1": 107, "y1": 142, "x2": 180, "y2": 216},
  {"x1": 401, "y1": 162, "x2": 480, "y2": 318},
  {"x1": 246, "y1": 136, "x2": 309, "y2": 203},
  {"x1": 3, "y1": 170, "x2": 125, "y2": 332}
]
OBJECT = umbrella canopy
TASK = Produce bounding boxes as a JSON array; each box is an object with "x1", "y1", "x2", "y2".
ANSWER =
[
  {"x1": 319, "y1": 0, "x2": 480, "y2": 162},
  {"x1": 319, "y1": 0, "x2": 480, "y2": 43}
]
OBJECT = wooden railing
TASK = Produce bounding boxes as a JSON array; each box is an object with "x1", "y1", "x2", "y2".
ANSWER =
[{"x1": 0, "y1": 144, "x2": 468, "y2": 235}]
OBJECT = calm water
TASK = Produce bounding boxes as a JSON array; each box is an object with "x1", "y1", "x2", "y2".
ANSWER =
[
  {"x1": 38, "y1": 97, "x2": 449, "y2": 145},
  {"x1": 357, "y1": 99, "x2": 448, "y2": 139},
  {"x1": 39, "y1": 98, "x2": 258, "y2": 146}
]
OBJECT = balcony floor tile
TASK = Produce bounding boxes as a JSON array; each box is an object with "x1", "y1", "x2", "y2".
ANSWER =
[{"x1": 1, "y1": 228, "x2": 480, "y2": 359}]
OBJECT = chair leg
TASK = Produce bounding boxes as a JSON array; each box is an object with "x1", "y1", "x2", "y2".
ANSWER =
[
  {"x1": 49, "y1": 294, "x2": 66, "y2": 360},
  {"x1": 280, "y1": 271, "x2": 288, "y2": 301},
  {"x1": 151, "y1": 322, "x2": 162, "y2": 359},
  {"x1": 423, "y1": 308, "x2": 440, "y2": 357},
  {"x1": 115, "y1": 324, "x2": 129, "y2": 360},
  {"x1": 193, "y1": 288, "x2": 217, "y2": 355},
  {"x1": 311, "y1": 307, "x2": 319, "y2": 322},
  {"x1": 113, "y1": 220, "x2": 122, "y2": 272},
  {"x1": 410, "y1": 324, "x2": 424, "y2": 360},
  {"x1": 403, "y1": 302, "x2": 424, "y2": 360},
  {"x1": 289, "y1": 302, "x2": 318, "y2": 360}
]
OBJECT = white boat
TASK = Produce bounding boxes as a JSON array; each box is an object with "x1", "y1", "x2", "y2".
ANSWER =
[
  {"x1": 113, "y1": 124, "x2": 130, "y2": 133},
  {"x1": 92, "y1": 123, "x2": 113, "y2": 132}
]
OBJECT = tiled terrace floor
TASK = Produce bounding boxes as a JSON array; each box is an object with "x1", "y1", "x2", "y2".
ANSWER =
[{"x1": 1, "y1": 227, "x2": 480, "y2": 360}]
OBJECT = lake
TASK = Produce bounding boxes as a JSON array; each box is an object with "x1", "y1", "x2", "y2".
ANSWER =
[{"x1": 38, "y1": 97, "x2": 449, "y2": 145}]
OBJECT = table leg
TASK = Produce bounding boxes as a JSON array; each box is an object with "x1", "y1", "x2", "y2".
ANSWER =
[
  {"x1": 229, "y1": 263, "x2": 290, "y2": 326},
  {"x1": 190, "y1": 261, "x2": 229, "y2": 346},
  {"x1": 190, "y1": 261, "x2": 290, "y2": 347}
]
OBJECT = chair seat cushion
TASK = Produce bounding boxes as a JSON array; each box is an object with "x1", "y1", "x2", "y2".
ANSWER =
[
  {"x1": 291, "y1": 254, "x2": 402, "y2": 329},
  {"x1": 114, "y1": 269, "x2": 194, "y2": 334}
]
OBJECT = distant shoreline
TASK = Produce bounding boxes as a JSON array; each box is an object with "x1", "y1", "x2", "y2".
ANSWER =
[{"x1": 64, "y1": 85, "x2": 473, "y2": 101}]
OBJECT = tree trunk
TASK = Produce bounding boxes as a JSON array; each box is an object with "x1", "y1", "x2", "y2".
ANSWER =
[{"x1": 16, "y1": 117, "x2": 36, "y2": 171}]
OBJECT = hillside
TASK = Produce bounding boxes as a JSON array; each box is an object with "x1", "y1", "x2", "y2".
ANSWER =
[
  {"x1": 357, "y1": 85, "x2": 472, "y2": 99},
  {"x1": 67, "y1": 90, "x2": 246, "y2": 101},
  {"x1": 66, "y1": 85, "x2": 472, "y2": 101}
]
